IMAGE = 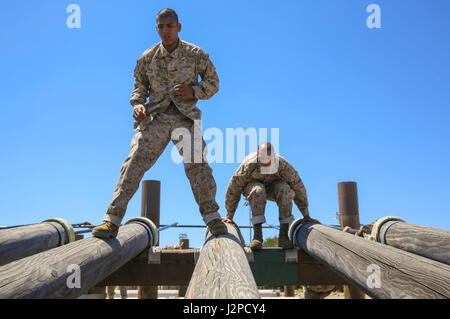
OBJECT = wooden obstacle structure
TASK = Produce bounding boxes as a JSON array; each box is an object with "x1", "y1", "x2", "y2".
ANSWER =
[
  {"x1": 0, "y1": 217, "x2": 158, "y2": 299},
  {"x1": 0, "y1": 180, "x2": 449, "y2": 299},
  {"x1": 0, "y1": 218, "x2": 75, "y2": 266},
  {"x1": 369, "y1": 216, "x2": 450, "y2": 265},
  {"x1": 289, "y1": 219, "x2": 450, "y2": 299},
  {"x1": 185, "y1": 222, "x2": 260, "y2": 299}
]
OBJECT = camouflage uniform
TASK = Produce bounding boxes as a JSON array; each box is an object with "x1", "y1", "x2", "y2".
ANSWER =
[
  {"x1": 225, "y1": 152, "x2": 309, "y2": 225},
  {"x1": 103, "y1": 40, "x2": 221, "y2": 226}
]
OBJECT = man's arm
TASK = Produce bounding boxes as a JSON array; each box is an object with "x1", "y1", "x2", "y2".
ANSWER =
[
  {"x1": 191, "y1": 49, "x2": 219, "y2": 100},
  {"x1": 280, "y1": 160, "x2": 310, "y2": 218},
  {"x1": 130, "y1": 57, "x2": 150, "y2": 108},
  {"x1": 225, "y1": 164, "x2": 249, "y2": 220}
]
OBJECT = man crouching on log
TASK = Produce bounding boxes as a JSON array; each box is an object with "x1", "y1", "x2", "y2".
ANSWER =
[
  {"x1": 92, "y1": 8, "x2": 227, "y2": 238},
  {"x1": 222, "y1": 143, "x2": 313, "y2": 250}
]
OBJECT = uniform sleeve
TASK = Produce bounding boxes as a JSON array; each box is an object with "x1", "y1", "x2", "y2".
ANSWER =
[
  {"x1": 130, "y1": 57, "x2": 150, "y2": 108},
  {"x1": 225, "y1": 163, "x2": 249, "y2": 220},
  {"x1": 280, "y1": 160, "x2": 310, "y2": 217},
  {"x1": 192, "y1": 49, "x2": 219, "y2": 100}
]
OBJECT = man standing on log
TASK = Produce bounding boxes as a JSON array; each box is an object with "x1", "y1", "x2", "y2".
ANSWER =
[
  {"x1": 222, "y1": 143, "x2": 312, "y2": 250},
  {"x1": 93, "y1": 8, "x2": 227, "y2": 238}
]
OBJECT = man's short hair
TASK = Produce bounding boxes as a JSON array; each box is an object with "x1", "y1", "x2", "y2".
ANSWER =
[
  {"x1": 258, "y1": 142, "x2": 273, "y2": 156},
  {"x1": 157, "y1": 8, "x2": 179, "y2": 24}
]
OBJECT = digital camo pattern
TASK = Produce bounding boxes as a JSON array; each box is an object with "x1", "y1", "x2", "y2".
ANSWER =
[
  {"x1": 103, "y1": 40, "x2": 220, "y2": 226},
  {"x1": 225, "y1": 153, "x2": 309, "y2": 222},
  {"x1": 130, "y1": 39, "x2": 219, "y2": 130},
  {"x1": 243, "y1": 180, "x2": 295, "y2": 224},
  {"x1": 104, "y1": 110, "x2": 220, "y2": 226}
]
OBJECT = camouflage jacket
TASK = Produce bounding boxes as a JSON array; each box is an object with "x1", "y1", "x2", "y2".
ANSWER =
[
  {"x1": 130, "y1": 39, "x2": 219, "y2": 129},
  {"x1": 225, "y1": 152, "x2": 309, "y2": 219}
]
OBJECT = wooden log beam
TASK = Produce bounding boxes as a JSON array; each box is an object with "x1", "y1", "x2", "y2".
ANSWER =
[
  {"x1": 185, "y1": 223, "x2": 260, "y2": 299},
  {"x1": 289, "y1": 219, "x2": 450, "y2": 299},
  {"x1": 0, "y1": 217, "x2": 157, "y2": 299},
  {"x1": 371, "y1": 216, "x2": 450, "y2": 265},
  {"x1": 99, "y1": 248, "x2": 349, "y2": 286},
  {"x1": 0, "y1": 218, "x2": 75, "y2": 266}
]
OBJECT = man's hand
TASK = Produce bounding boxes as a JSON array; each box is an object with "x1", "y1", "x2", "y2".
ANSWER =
[
  {"x1": 222, "y1": 217, "x2": 234, "y2": 224},
  {"x1": 342, "y1": 226, "x2": 351, "y2": 233},
  {"x1": 174, "y1": 84, "x2": 194, "y2": 100},
  {"x1": 133, "y1": 105, "x2": 146, "y2": 122}
]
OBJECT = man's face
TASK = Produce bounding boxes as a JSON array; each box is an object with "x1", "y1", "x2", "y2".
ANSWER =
[
  {"x1": 156, "y1": 17, "x2": 181, "y2": 47},
  {"x1": 257, "y1": 146, "x2": 274, "y2": 167}
]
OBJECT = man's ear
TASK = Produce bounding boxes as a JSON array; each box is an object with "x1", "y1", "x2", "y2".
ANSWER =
[{"x1": 178, "y1": 23, "x2": 182, "y2": 32}]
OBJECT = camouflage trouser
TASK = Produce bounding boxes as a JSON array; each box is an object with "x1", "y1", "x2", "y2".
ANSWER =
[
  {"x1": 243, "y1": 180, "x2": 295, "y2": 225},
  {"x1": 103, "y1": 109, "x2": 220, "y2": 226}
]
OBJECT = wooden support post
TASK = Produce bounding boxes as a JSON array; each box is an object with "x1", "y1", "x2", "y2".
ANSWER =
[
  {"x1": 337, "y1": 181, "x2": 366, "y2": 299},
  {"x1": 0, "y1": 218, "x2": 157, "y2": 299},
  {"x1": 371, "y1": 217, "x2": 450, "y2": 265},
  {"x1": 0, "y1": 218, "x2": 75, "y2": 266},
  {"x1": 138, "y1": 180, "x2": 160, "y2": 300},
  {"x1": 185, "y1": 223, "x2": 260, "y2": 299},
  {"x1": 284, "y1": 285, "x2": 295, "y2": 297},
  {"x1": 289, "y1": 220, "x2": 450, "y2": 299},
  {"x1": 179, "y1": 238, "x2": 189, "y2": 250},
  {"x1": 178, "y1": 238, "x2": 189, "y2": 298}
]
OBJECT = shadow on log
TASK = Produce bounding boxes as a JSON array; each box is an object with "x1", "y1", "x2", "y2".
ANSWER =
[{"x1": 185, "y1": 223, "x2": 260, "y2": 299}]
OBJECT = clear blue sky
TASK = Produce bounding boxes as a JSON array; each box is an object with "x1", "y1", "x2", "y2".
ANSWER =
[{"x1": 1, "y1": 0, "x2": 449, "y2": 248}]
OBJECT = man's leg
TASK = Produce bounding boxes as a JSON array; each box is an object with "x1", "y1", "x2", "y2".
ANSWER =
[
  {"x1": 243, "y1": 181, "x2": 267, "y2": 250},
  {"x1": 267, "y1": 181, "x2": 295, "y2": 249},
  {"x1": 171, "y1": 118, "x2": 226, "y2": 235},
  {"x1": 93, "y1": 115, "x2": 171, "y2": 238},
  {"x1": 106, "y1": 286, "x2": 115, "y2": 299}
]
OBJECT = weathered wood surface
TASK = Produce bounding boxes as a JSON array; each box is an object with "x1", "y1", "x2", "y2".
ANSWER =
[
  {"x1": 382, "y1": 222, "x2": 450, "y2": 265},
  {"x1": 338, "y1": 182, "x2": 361, "y2": 228},
  {"x1": 0, "y1": 223, "x2": 65, "y2": 266},
  {"x1": 293, "y1": 223, "x2": 450, "y2": 299},
  {"x1": 185, "y1": 223, "x2": 260, "y2": 299},
  {"x1": 338, "y1": 181, "x2": 366, "y2": 299},
  {"x1": 0, "y1": 222, "x2": 151, "y2": 299},
  {"x1": 99, "y1": 248, "x2": 349, "y2": 286}
]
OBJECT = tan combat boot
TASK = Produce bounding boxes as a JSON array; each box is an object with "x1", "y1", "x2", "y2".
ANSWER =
[
  {"x1": 92, "y1": 221, "x2": 119, "y2": 238},
  {"x1": 207, "y1": 219, "x2": 228, "y2": 236},
  {"x1": 250, "y1": 223, "x2": 263, "y2": 251},
  {"x1": 278, "y1": 223, "x2": 293, "y2": 249}
]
